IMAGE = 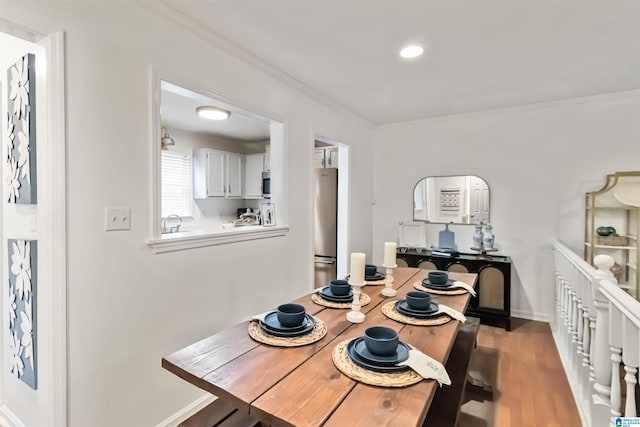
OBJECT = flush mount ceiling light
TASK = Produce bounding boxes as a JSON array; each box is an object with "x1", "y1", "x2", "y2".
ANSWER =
[
  {"x1": 196, "y1": 106, "x2": 231, "y2": 120},
  {"x1": 400, "y1": 45, "x2": 424, "y2": 59}
]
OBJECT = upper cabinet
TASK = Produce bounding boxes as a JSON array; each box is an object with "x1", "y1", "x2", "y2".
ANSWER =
[
  {"x1": 315, "y1": 147, "x2": 339, "y2": 168},
  {"x1": 193, "y1": 148, "x2": 244, "y2": 199},
  {"x1": 244, "y1": 153, "x2": 265, "y2": 199},
  {"x1": 584, "y1": 171, "x2": 640, "y2": 298}
]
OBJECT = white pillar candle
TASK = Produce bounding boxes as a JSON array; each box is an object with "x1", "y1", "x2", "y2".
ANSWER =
[
  {"x1": 350, "y1": 252, "x2": 366, "y2": 284},
  {"x1": 384, "y1": 242, "x2": 397, "y2": 267}
]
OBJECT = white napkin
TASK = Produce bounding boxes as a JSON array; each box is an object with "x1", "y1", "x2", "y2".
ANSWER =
[
  {"x1": 250, "y1": 310, "x2": 272, "y2": 323},
  {"x1": 396, "y1": 348, "x2": 451, "y2": 387},
  {"x1": 435, "y1": 304, "x2": 467, "y2": 323},
  {"x1": 452, "y1": 280, "x2": 477, "y2": 296}
]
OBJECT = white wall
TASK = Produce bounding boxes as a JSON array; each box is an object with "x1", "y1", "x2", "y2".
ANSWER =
[
  {"x1": 372, "y1": 92, "x2": 640, "y2": 320},
  {"x1": 1, "y1": 2, "x2": 372, "y2": 426}
]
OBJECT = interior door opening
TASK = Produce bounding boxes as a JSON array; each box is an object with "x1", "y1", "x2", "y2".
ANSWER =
[{"x1": 313, "y1": 138, "x2": 348, "y2": 288}]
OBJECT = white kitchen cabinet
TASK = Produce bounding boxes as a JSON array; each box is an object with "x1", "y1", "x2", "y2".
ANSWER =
[
  {"x1": 193, "y1": 148, "x2": 244, "y2": 199},
  {"x1": 314, "y1": 147, "x2": 339, "y2": 168},
  {"x1": 244, "y1": 153, "x2": 265, "y2": 198},
  {"x1": 226, "y1": 152, "x2": 243, "y2": 197}
]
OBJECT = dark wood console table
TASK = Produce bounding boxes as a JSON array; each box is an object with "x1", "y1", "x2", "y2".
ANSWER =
[{"x1": 397, "y1": 249, "x2": 511, "y2": 331}]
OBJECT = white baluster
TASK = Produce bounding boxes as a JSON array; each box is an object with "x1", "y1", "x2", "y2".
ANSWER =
[
  {"x1": 610, "y1": 346, "x2": 622, "y2": 419},
  {"x1": 591, "y1": 255, "x2": 616, "y2": 427},
  {"x1": 624, "y1": 366, "x2": 637, "y2": 417}
]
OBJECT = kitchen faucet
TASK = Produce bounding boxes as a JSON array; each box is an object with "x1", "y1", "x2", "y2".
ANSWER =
[{"x1": 162, "y1": 214, "x2": 182, "y2": 234}]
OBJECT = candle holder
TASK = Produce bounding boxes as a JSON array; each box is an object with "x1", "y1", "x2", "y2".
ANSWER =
[
  {"x1": 346, "y1": 280, "x2": 366, "y2": 323},
  {"x1": 381, "y1": 264, "x2": 397, "y2": 297}
]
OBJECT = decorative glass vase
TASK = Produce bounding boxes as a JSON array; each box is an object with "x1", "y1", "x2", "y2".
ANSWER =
[
  {"x1": 482, "y1": 225, "x2": 495, "y2": 249},
  {"x1": 473, "y1": 225, "x2": 484, "y2": 249}
]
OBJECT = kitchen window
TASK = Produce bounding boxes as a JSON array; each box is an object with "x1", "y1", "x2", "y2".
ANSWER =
[{"x1": 161, "y1": 150, "x2": 193, "y2": 219}]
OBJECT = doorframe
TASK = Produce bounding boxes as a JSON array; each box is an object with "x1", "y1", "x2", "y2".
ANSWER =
[
  {"x1": 312, "y1": 135, "x2": 349, "y2": 281},
  {"x1": 0, "y1": 18, "x2": 67, "y2": 427}
]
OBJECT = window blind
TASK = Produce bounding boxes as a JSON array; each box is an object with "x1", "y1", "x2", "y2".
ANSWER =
[{"x1": 161, "y1": 151, "x2": 193, "y2": 218}]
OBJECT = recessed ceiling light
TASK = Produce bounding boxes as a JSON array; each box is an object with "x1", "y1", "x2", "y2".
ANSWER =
[
  {"x1": 400, "y1": 45, "x2": 424, "y2": 59},
  {"x1": 196, "y1": 106, "x2": 230, "y2": 120}
]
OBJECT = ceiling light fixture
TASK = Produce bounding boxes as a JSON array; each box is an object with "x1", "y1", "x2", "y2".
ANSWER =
[
  {"x1": 196, "y1": 106, "x2": 231, "y2": 120},
  {"x1": 400, "y1": 45, "x2": 424, "y2": 59}
]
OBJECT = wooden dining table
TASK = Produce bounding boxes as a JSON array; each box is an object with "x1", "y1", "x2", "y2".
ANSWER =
[{"x1": 162, "y1": 267, "x2": 477, "y2": 427}]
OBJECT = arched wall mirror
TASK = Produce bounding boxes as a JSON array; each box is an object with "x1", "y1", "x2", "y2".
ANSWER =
[{"x1": 413, "y1": 175, "x2": 490, "y2": 224}]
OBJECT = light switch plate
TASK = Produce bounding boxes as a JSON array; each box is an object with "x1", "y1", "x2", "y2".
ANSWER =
[{"x1": 105, "y1": 207, "x2": 131, "y2": 231}]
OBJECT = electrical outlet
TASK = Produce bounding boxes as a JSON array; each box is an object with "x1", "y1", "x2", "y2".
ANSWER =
[{"x1": 105, "y1": 207, "x2": 131, "y2": 231}]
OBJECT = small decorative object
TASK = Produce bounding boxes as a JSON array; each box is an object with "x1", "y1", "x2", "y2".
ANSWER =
[
  {"x1": 260, "y1": 201, "x2": 276, "y2": 227},
  {"x1": 8, "y1": 239, "x2": 37, "y2": 389},
  {"x1": 482, "y1": 224, "x2": 495, "y2": 249},
  {"x1": 473, "y1": 224, "x2": 484, "y2": 249},
  {"x1": 6, "y1": 53, "x2": 37, "y2": 204},
  {"x1": 438, "y1": 224, "x2": 456, "y2": 250},
  {"x1": 597, "y1": 226, "x2": 616, "y2": 237},
  {"x1": 382, "y1": 242, "x2": 397, "y2": 297},
  {"x1": 610, "y1": 262, "x2": 624, "y2": 282},
  {"x1": 347, "y1": 252, "x2": 366, "y2": 323}
]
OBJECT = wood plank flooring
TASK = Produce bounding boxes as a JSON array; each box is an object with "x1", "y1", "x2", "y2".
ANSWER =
[{"x1": 459, "y1": 318, "x2": 581, "y2": 427}]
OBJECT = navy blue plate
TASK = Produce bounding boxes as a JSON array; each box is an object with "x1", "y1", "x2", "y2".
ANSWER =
[
  {"x1": 321, "y1": 286, "x2": 353, "y2": 300},
  {"x1": 421, "y1": 278, "x2": 454, "y2": 288},
  {"x1": 352, "y1": 337, "x2": 409, "y2": 366},
  {"x1": 395, "y1": 301, "x2": 443, "y2": 319},
  {"x1": 397, "y1": 300, "x2": 438, "y2": 315},
  {"x1": 346, "y1": 339, "x2": 410, "y2": 373},
  {"x1": 320, "y1": 293, "x2": 354, "y2": 303},
  {"x1": 262, "y1": 312, "x2": 314, "y2": 333},
  {"x1": 260, "y1": 315, "x2": 316, "y2": 337},
  {"x1": 365, "y1": 272, "x2": 385, "y2": 281}
]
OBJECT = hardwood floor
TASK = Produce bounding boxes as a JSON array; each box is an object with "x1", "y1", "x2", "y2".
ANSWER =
[{"x1": 459, "y1": 318, "x2": 582, "y2": 427}]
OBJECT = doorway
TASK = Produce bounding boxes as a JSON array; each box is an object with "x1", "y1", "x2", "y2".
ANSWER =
[{"x1": 313, "y1": 138, "x2": 348, "y2": 288}]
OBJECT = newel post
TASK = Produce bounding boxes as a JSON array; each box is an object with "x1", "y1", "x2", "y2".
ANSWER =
[{"x1": 590, "y1": 254, "x2": 616, "y2": 427}]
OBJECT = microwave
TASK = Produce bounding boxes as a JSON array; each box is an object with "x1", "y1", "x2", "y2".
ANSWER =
[{"x1": 261, "y1": 171, "x2": 271, "y2": 199}]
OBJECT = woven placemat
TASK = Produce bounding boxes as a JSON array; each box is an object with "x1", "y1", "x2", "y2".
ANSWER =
[
  {"x1": 365, "y1": 278, "x2": 386, "y2": 286},
  {"x1": 381, "y1": 301, "x2": 452, "y2": 326},
  {"x1": 332, "y1": 339, "x2": 423, "y2": 387},
  {"x1": 311, "y1": 292, "x2": 371, "y2": 309},
  {"x1": 248, "y1": 317, "x2": 327, "y2": 347},
  {"x1": 413, "y1": 281, "x2": 467, "y2": 296}
]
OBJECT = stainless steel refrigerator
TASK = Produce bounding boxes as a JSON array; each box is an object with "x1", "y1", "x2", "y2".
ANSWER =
[{"x1": 314, "y1": 168, "x2": 338, "y2": 288}]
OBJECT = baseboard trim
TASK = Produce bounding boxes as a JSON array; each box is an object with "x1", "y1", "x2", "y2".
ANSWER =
[
  {"x1": 0, "y1": 405, "x2": 27, "y2": 427},
  {"x1": 155, "y1": 393, "x2": 217, "y2": 427},
  {"x1": 511, "y1": 310, "x2": 553, "y2": 323}
]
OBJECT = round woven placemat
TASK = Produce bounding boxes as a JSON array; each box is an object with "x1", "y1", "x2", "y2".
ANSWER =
[
  {"x1": 365, "y1": 278, "x2": 386, "y2": 286},
  {"x1": 248, "y1": 317, "x2": 327, "y2": 347},
  {"x1": 332, "y1": 339, "x2": 423, "y2": 387},
  {"x1": 311, "y1": 292, "x2": 371, "y2": 309},
  {"x1": 413, "y1": 281, "x2": 467, "y2": 296},
  {"x1": 381, "y1": 301, "x2": 452, "y2": 326}
]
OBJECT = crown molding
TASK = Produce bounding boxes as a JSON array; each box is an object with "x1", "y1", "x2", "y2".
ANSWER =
[{"x1": 377, "y1": 89, "x2": 640, "y2": 130}]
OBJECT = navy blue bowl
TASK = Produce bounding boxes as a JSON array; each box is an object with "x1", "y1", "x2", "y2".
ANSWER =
[
  {"x1": 428, "y1": 271, "x2": 448, "y2": 284},
  {"x1": 365, "y1": 264, "x2": 378, "y2": 276},
  {"x1": 364, "y1": 326, "x2": 399, "y2": 356},
  {"x1": 277, "y1": 303, "x2": 306, "y2": 327},
  {"x1": 329, "y1": 279, "x2": 351, "y2": 296},
  {"x1": 406, "y1": 291, "x2": 432, "y2": 310}
]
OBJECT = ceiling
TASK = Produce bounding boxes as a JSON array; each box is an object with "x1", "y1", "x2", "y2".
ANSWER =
[
  {"x1": 159, "y1": 0, "x2": 640, "y2": 126},
  {"x1": 161, "y1": 81, "x2": 271, "y2": 141}
]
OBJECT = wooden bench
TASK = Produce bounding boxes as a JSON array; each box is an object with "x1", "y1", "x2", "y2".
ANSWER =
[
  {"x1": 422, "y1": 317, "x2": 481, "y2": 427},
  {"x1": 178, "y1": 398, "x2": 261, "y2": 427}
]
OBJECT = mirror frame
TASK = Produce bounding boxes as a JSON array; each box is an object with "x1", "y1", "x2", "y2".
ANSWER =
[{"x1": 413, "y1": 175, "x2": 490, "y2": 225}]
